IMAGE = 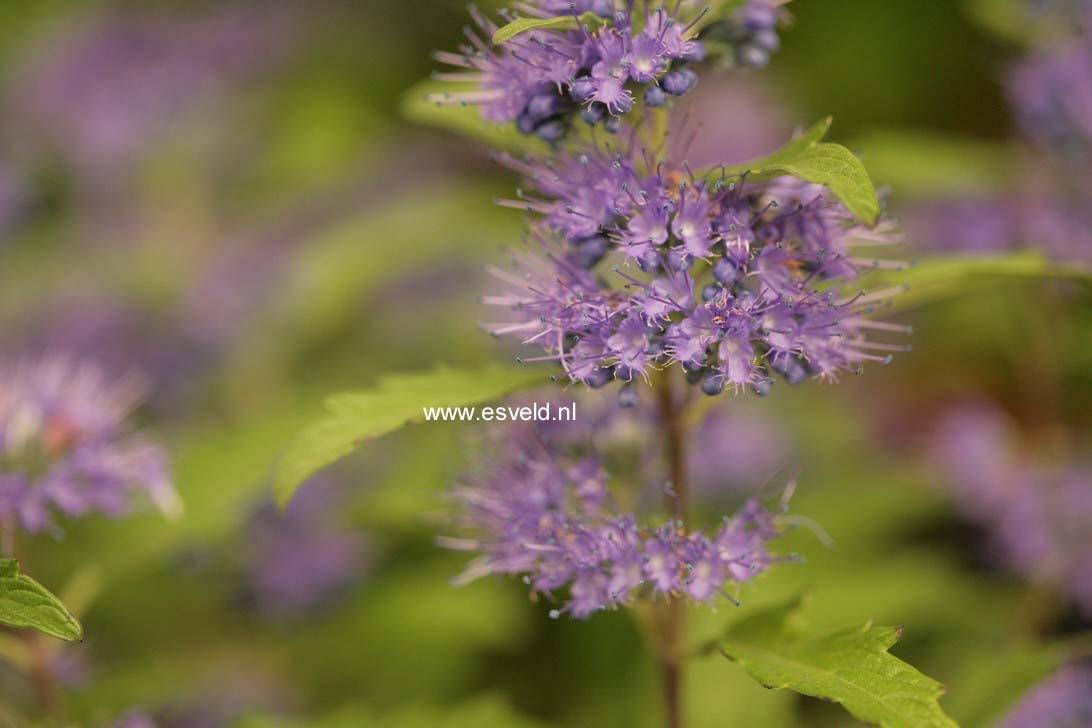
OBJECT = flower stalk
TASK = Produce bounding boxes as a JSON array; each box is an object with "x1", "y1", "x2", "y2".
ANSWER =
[{"x1": 656, "y1": 368, "x2": 688, "y2": 728}]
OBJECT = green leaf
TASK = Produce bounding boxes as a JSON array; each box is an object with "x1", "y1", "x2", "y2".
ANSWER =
[
  {"x1": 274, "y1": 365, "x2": 548, "y2": 507},
  {"x1": 0, "y1": 560, "x2": 82, "y2": 642},
  {"x1": 857, "y1": 252, "x2": 1092, "y2": 311},
  {"x1": 719, "y1": 596, "x2": 957, "y2": 728},
  {"x1": 710, "y1": 118, "x2": 881, "y2": 225},
  {"x1": 401, "y1": 79, "x2": 547, "y2": 155},
  {"x1": 492, "y1": 12, "x2": 603, "y2": 44}
]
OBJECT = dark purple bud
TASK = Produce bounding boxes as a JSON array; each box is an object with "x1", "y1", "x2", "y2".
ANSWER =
[
  {"x1": 662, "y1": 69, "x2": 698, "y2": 96},
  {"x1": 753, "y1": 29, "x2": 780, "y2": 53},
  {"x1": 586, "y1": 367, "x2": 613, "y2": 389},
  {"x1": 637, "y1": 253, "x2": 660, "y2": 273},
  {"x1": 618, "y1": 384, "x2": 639, "y2": 408},
  {"x1": 517, "y1": 113, "x2": 539, "y2": 135},
  {"x1": 526, "y1": 93, "x2": 562, "y2": 122},
  {"x1": 700, "y1": 375, "x2": 725, "y2": 396},
  {"x1": 590, "y1": 0, "x2": 613, "y2": 18},
  {"x1": 574, "y1": 235, "x2": 609, "y2": 269},
  {"x1": 604, "y1": 116, "x2": 621, "y2": 134},
  {"x1": 739, "y1": 46, "x2": 770, "y2": 68},
  {"x1": 701, "y1": 284, "x2": 719, "y2": 302},
  {"x1": 681, "y1": 41, "x2": 707, "y2": 63},
  {"x1": 685, "y1": 366, "x2": 706, "y2": 385},
  {"x1": 771, "y1": 357, "x2": 807, "y2": 385},
  {"x1": 667, "y1": 248, "x2": 692, "y2": 271},
  {"x1": 712, "y1": 258, "x2": 738, "y2": 286},
  {"x1": 751, "y1": 378, "x2": 772, "y2": 397},
  {"x1": 784, "y1": 361, "x2": 807, "y2": 385},
  {"x1": 537, "y1": 120, "x2": 567, "y2": 142},
  {"x1": 581, "y1": 103, "x2": 607, "y2": 126},
  {"x1": 682, "y1": 359, "x2": 705, "y2": 374},
  {"x1": 643, "y1": 85, "x2": 667, "y2": 108},
  {"x1": 570, "y1": 77, "x2": 596, "y2": 104}
]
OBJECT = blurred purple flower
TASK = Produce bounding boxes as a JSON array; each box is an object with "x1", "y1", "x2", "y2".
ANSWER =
[
  {"x1": 0, "y1": 355, "x2": 179, "y2": 534},
  {"x1": 111, "y1": 712, "x2": 158, "y2": 728},
  {"x1": 997, "y1": 664, "x2": 1092, "y2": 728},
  {"x1": 14, "y1": 294, "x2": 205, "y2": 412},
  {"x1": 687, "y1": 408, "x2": 789, "y2": 498},
  {"x1": 669, "y1": 77, "x2": 793, "y2": 169},
  {"x1": 703, "y1": 0, "x2": 787, "y2": 69},
  {"x1": 930, "y1": 403, "x2": 1092, "y2": 615},
  {"x1": 8, "y1": 2, "x2": 302, "y2": 183},
  {"x1": 903, "y1": 198, "x2": 1020, "y2": 256},
  {"x1": 1009, "y1": 42, "x2": 1092, "y2": 169},
  {"x1": 243, "y1": 477, "x2": 369, "y2": 617}
]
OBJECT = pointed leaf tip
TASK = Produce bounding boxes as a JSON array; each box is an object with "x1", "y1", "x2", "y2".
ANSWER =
[
  {"x1": 720, "y1": 596, "x2": 957, "y2": 728},
  {"x1": 0, "y1": 560, "x2": 83, "y2": 641}
]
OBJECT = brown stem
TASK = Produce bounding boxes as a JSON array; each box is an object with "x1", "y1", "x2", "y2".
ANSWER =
[
  {"x1": 26, "y1": 637, "x2": 58, "y2": 719},
  {"x1": 655, "y1": 371, "x2": 688, "y2": 728}
]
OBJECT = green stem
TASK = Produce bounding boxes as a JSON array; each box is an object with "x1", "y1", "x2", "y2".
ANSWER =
[{"x1": 655, "y1": 370, "x2": 689, "y2": 728}]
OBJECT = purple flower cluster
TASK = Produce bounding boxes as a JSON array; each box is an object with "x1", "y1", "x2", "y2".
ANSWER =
[
  {"x1": 1009, "y1": 42, "x2": 1092, "y2": 168},
  {"x1": 243, "y1": 477, "x2": 369, "y2": 617},
  {"x1": 996, "y1": 664, "x2": 1092, "y2": 728},
  {"x1": 443, "y1": 416, "x2": 791, "y2": 618},
  {"x1": 0, "y1": 356, "x2": 178, "y2": 534},
  {"x1": 930, "y1": 403, "x2": 1092, "y2": 615},
  {"x1": 431, "y1": 2, "x2": 712, "y2": 140},
  {"x1": 701, "y1": 0, "x2": 785, "y2": 69},
  {"x1": 904, "y1": 1, "x2": 1092, "y2": 264},
  {"x1": 484, "y1": 143, "x2": 906, "y2": 399},
  {"x1": 8, "y1": 2, "x2": 301, "y2": 182}
]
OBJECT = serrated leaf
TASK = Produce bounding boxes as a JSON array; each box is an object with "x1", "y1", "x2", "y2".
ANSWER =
[
  {"x1": 401, "y1": 79, "x2": 547, "y2": 155},
  {"x1": 720, "y1": 596, "x2": 957, "y2": 728},
  {"x1": 706, "y1": 118, "x2": 880, "y2": 225},
  {"x1": 734, "y1": 143, "x2": 879, "y2": 225},
  {"x1": 0, "y1": 560, "x2": 82, "y2": 642},
  {"x1": 492, "y1": 12, "x2": 603, "y2": 44},
  {"x1": 274, "y1": 365, "x2": 548, "y2": 507}
]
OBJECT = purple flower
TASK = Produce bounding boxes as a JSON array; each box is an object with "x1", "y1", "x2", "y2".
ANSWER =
[
  {"x1": 0, "y1": 355, "x2": 178, "y2": 534},
  {"x1": 243, "y1": 477, "x2": 369, "y2": 617},
  {"x1": 111, "y1": 712, "x2": 158, "y2": 728},
  {"x1": 930, "y1": 403, "x2": 1092, "y2": 615},
  {"x1": 903, "y1": 198, "x2": 1020, "y2": 255},
  {"x1": 430, "y1": 2, "x2": 708, "y2": 139},
  {"x1": 996, "y1": 664, "x2": 1092, "y2": 728},
  {"x1": 1009, "y1": 42, "x2": 1092, "y2": 170},
  {"x1": 8, "y1": 3, "x2": 301, "y2": 183},
  {"x1": 686, "y1": 407, "x2": 789, "y2": 497},
  {"x1": 442, "y1": 415, "x2": 791, "y2": 618},
  {"x1": 701, "y1": 0, "x2": 786, "y2": 69},
  {"x1": 484, "y1": 142, "x2": 908, "y2": 397}
]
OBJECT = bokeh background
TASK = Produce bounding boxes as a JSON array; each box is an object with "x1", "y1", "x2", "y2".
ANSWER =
[{"x1": 1, "y1": 0, "x2": 1089, "y2": 726}]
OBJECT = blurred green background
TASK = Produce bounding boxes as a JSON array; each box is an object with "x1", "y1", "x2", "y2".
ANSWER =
[{"x1": 0, "y1": 1, "x2": 1088, "y2": 726}]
